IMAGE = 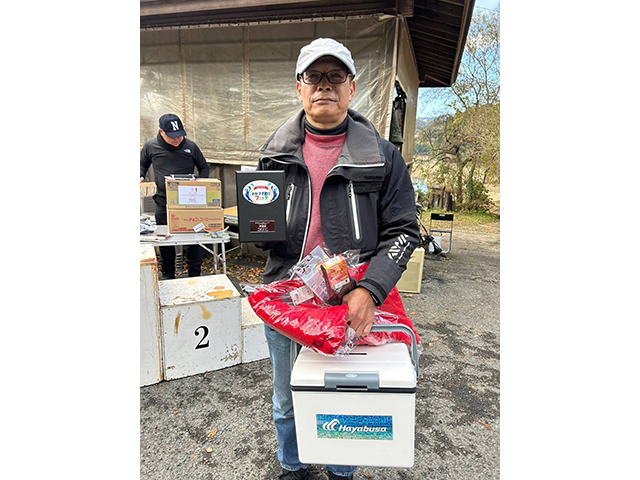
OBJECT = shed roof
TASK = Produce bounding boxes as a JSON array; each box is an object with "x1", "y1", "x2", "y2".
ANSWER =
[{"x1": 140, "y1": 0, "x2": 475, "y2": 88}]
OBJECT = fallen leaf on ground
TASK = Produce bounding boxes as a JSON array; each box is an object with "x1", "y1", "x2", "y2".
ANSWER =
[
  {"x1": 206, "y1": 448, "x2": 213, "y2": 453},
  {"x1": 431, "y1": 337, "x2": 439, "y2": 342},
  {"x1": 403, "y1": 294, "x2": 413, "y2": 298},
  {"x1": 410, "y1": 312, "x2": 416, "y2": 315},
  {"x1": 207, "y1": 429, "x2": 218, "y2": 438},
  {"x1": 173, "y1": 411, "x2": 179, "y2": 415},
  {"x1": 364, "y1": 473, "x2": 373, "y2": 479},
  {"x1": 473, "y1": 419, "x2": 492, "y2": 430}
]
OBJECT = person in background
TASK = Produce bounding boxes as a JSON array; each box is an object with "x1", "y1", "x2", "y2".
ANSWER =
[
  {"x1": 140, "y1": 113, "x2": 210, "y2": 279},
  {"x1": 257, "y1": 38, "x2": 419, "y2": 480}
]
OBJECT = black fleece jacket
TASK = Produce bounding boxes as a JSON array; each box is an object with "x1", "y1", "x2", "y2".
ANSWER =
[
  {"x1": 140, "y1": 133, "x2": 210, "y2": 204},
  {"x1": 258, "y1": 109, "x2": 419, "y2": 305}
]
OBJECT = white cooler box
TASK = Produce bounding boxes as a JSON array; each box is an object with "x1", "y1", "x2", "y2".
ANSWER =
[{"x1": 290, "y1": 324, "x2": 419, "y2": 468}]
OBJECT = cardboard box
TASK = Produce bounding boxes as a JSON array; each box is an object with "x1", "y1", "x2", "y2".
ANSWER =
[
  {"x1": 140, "y1": 182, "x2": 157, "y2": 197},
  {"x1": 396, "y1": 247, "x2": 425, "y2": 294},
  {"x1": 168, "y1": 208, "x2": 224, "y2": 233},
  {"x1": 165, "y1": 178, "x2": 221, "y2": 209},
  {"x1": 140, "y1": 195, "x2": 155, "y2": 214}
]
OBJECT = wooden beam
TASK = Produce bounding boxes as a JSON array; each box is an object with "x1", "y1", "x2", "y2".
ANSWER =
[
  {"x1": 414, "y1": 49, "x2": 455, "y2": 68},
  {"x1": 141, "y1": 0, "x2": 318, "y2": 17},
  {"x1": 419, "y1": 70, "x2": 449, "y2": 87},
  {"x1": 448, "y1": 0, "x2": 474, "y2": 84},
  {"x1": 429, "y1": 0, "x2": 465, "y2": 7},
  {"x1": 413, "y1": 5, "x2": 462, "y2": 28},
  {"x1": 409, "y1": 29, "x2": 459, "y2": 51},
  {"x1": 415, "y1": 54, "x2": 453, "y2": 72},
  {"x1": 409, "y1": 35, "x2": 458, "y2": 58},
  {"x1": 412, "y1": 38, "x2": 457, "y2": 58},
  {"x1": 406, "y1": 14, "x2": 461, "y2": 38},
  {"x1": 415, "y1": 60, "x2": 453, "y2": 77},
  {"x1": 398, "y1": 0, "x2": 415, "y2": 16},
  {"x1": 414, "y1": 0, "x2": 463, "y2": 19},
  {"x1": 141, "y1": 2, "x2": 388, "y2": 28}
]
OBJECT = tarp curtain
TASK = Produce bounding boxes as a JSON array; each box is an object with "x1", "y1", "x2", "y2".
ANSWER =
[{"x1": 140, "y1": 16, "x2": 396, "y2": 165}]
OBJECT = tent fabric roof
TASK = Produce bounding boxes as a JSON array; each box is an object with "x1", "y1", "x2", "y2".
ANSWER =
[{"x1": 140, "y1": 0, "x2": 476, "y2": 88}]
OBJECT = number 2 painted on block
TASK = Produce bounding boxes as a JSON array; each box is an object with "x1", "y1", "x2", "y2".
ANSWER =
[{"x1": 194, "y1": 326, "x2": 209, "y2": 349}]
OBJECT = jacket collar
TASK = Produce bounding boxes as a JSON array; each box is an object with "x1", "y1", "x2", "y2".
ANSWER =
[{"x1": 259, "y1": 109, "x2": 384, "y2": 166}]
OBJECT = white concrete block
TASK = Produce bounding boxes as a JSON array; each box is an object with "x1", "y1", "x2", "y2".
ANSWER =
[
  {"x1": 140, "y1": 244, "x2": 162, "y2": 386},
  {"x1": 159, "y1": 275, "x2": 241, "y2": 380}
]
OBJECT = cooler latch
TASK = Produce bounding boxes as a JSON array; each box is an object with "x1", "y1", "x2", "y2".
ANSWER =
[{"x1": 324, "y1": 373, "x2": 380, "y2": 391}]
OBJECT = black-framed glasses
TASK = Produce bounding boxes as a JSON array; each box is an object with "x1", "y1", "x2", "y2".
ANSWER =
[{"x1": 298, "y1": 69, "x2": 352, "y2": 85}]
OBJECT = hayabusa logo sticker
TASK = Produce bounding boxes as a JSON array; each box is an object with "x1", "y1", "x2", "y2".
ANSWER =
[
  {"x1": 316, "y1": 414, "x2": 393, "y2": 440},
  {"x1": 322, "y1": 418, "x2": 340, "y2": 431}
]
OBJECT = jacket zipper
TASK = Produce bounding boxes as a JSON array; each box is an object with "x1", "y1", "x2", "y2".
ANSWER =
[
  {"x1": 273, "y1": 158, "x2": 379, "y2": 275},
  {"x1": 272, "y1": 159, "x2": 310, "y2": 280},
  {"x1": 326, "y1": 161, "x2": 385, "y2": 177},
  {"x1": 297, "y1": 174, "x2": 312, "y2": 265},
  {"x1": 348, "y1": 180, "x2": 362, "y2": 241},
  {"x1": 285, "y1": 183, "x2": 296, "y2": 225}
]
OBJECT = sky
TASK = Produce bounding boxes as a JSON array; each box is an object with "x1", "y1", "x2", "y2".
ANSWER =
[
  {"x1": 416, "y1": 0, "x2": 500, "y2": 118},
  {"x1": 475, "y1": 0, "x2": 500, "y2": 10}
]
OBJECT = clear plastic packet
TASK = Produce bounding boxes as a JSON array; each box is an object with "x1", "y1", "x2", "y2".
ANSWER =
[
  {"x1": 139, "y1": 217, "x2": 157, "y2": 234},
  {"x1": 238, "y1": 282, "x2": 263, "y2": 297},
  {"x1": 240, "y1": 281, "x2": 300, "y2": 305},
  {"x1": 288, "y1": 247, "x2": 360, "y2": 306}
]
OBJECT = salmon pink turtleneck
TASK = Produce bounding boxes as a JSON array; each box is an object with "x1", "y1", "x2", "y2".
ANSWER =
[{"x1": 302, "y1": 130, "x2": 347, "y2": 257}]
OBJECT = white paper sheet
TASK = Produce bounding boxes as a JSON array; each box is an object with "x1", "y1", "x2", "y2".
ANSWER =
[{"x1": 178, "y1": 186, "x2": 206, "y2": 205}]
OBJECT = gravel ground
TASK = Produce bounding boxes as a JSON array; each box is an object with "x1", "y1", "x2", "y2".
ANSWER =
[{"x1": 140, "y1": 226, "x2": 500, "y2": 480}]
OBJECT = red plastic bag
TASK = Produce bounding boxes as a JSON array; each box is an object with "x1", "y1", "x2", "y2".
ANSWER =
[{"x1": 248, "y1": 263, "x2": 420, "y2": 356}]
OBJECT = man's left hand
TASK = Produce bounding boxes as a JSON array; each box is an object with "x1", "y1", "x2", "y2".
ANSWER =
[{"x1": 342, "y1": 287, "x2": 376, "y2": 337}]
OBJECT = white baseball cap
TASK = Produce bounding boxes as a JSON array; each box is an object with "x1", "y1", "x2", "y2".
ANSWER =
[{"x1": 295, "y1": 38, "x2": 356, "y2": 78}]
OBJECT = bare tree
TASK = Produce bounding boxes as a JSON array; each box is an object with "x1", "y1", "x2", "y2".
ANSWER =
[
  {"x1": 450, "y1": 10, "x2": 500, "y2": 110},
  {"x1": 414, "y1": 8, "x2": 500, "y2": 211}
]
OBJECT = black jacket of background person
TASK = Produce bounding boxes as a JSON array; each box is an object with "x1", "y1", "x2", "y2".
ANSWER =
[{"x1": 140, "y1": 133, "x2": 211, "y2": 206}]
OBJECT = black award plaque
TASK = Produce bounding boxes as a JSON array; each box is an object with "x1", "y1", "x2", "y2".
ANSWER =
[{"x1": 236, "y1": 170, "x2": 287, "y2": 242}]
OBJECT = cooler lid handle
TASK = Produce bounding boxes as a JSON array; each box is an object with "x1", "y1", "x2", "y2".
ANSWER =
[
  {"x1": 290, "y1": 324, "x2": 420, "y2": 378},
  {"x1": 370, "y1": 324, "x2": 419, "y2": 378}
]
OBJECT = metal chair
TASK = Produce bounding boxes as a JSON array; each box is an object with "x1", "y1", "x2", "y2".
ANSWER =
[{"x1": 429, "y1": 213, "x2": 454, "y2": 254}]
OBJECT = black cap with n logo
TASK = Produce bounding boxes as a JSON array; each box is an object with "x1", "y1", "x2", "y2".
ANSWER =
[{"x1": 159, "y1": 113, "x2": 186, "y2": 138}]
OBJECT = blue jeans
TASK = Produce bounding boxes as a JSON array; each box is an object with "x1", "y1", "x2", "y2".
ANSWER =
[{"x1": 264, "y1": 325, "x2": 357, "y2": 477}]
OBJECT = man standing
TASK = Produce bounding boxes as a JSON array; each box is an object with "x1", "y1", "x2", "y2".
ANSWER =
[
  {"x1": 258, "y1": 38, "x2": 419, "y2": 480},
  {"x1": 140, "y1": 113, "x2": 210, "y2": 279}
]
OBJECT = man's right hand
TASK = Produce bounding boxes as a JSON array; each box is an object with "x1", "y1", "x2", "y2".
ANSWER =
[{"x1": 140, "y1": 177, "x2": 144, "y2": 183}]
